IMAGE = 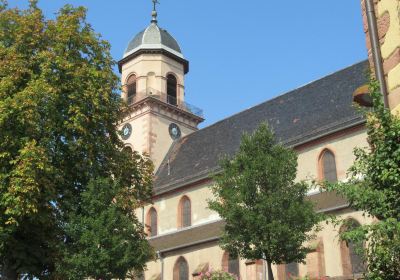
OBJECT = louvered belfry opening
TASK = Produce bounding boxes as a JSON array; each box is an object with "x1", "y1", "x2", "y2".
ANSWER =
[
  {"x1": 127, "y1": 74, "x2": 137, "y2": 104},
  {"x1": 167, "y1": 74, "x2": 177, "y2": 106}
]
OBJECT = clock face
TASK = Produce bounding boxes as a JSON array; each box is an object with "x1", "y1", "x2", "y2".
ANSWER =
[
  {"x1": 121, "y1": 123, "x2": 132, "y2": 140},
  {"x1": 169, "y1": 123, "x2": 181, "y2": 140}
]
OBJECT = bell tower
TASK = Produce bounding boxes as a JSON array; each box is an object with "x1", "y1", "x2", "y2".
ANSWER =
[{"x1": 118, "y1": 3, "x2": 204, "y2": 170}]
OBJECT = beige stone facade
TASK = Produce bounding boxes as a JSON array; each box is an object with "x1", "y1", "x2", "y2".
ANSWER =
[
  {"x1": 295, "y1": 126, "x2": 368, "y2": 187},
  {"x1": 116, "y1": 2, "x2": 400, "y2": 279},
  {"x1": 119, "y1": 52, "x2": 203, "y2": 169},
  {"x1": 121, "y1": 54, "x2": 185, "y2": 102},
  {"x1": 142, "y1": 209, "x2": 373, "y2": 280},
  {"x1": 136, "y1": 182, "x2": 218, "y2": 236},
  {"x1": 138, "y1": 127, "x2": 372, "y2": 280}
]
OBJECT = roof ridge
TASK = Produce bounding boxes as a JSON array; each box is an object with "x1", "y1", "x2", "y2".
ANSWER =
[{"x1": 142, "y1": 23, "x2": 161, "y2": 44}]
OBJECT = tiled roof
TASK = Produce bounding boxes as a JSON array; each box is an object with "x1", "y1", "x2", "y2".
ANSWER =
[
  {"x1": 154, "y1": 61, "x2": 369, "y2": 194},
  {"x1": 149, "y1": 220, "x2": 224, "y2": 253},
  {"x1": 124, "y1": 23, "x2": 182, "y2": 57}
]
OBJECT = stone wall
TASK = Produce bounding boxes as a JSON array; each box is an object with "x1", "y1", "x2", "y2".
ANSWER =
[{"x1": 361, "y1": 0, "x2": 400, "y2": 113}]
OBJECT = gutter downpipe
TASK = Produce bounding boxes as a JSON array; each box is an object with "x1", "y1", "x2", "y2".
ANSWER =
[
  {"x1": 157, "y1": 251, "x2": 164, "y2": 280},
  {"x1": 365, "y1": 0, "x2": 389, "y2": 108},
  {"x1": 263, "y1": 259, "x2": 267, "y2": 280},
  {"x1": 262, "y1": 253, "x2": 268, "y2": 280}
]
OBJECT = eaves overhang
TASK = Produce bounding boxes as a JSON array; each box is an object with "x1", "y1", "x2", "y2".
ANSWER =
[
  {"x1": 124, "y1": 95, "x2": 204, "y2": 124},
  {"x1": 118, "y1": 48, "x2": 189, "y2": 74},
  {"x1": 153, "y1": 117, "x2": 366, "y2": 196}
]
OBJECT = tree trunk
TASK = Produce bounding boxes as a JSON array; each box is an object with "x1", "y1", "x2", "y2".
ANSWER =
[
  {"x1": 266, "y1": 260, "x2": 274, "y2": 280},
  {"x1": 2, "y1": 261, "x2": 18, "y2": 280}
]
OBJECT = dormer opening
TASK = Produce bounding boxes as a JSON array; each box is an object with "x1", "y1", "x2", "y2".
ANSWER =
[{"x1": 167, "y1": 74, "x2": 177, "y2": 106}]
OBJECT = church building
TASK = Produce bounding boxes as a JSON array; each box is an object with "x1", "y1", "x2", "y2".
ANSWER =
[{"x1": 118, "y1": 1, "x2": 400, "y2": 279}]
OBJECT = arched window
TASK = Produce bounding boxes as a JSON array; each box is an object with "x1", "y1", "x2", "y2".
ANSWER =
[
  {"x1": 178, "y1": 196, "x2": 191, "y2": 228},
  {"x1": 173, "y1": 257, "x2": 188, "y2": 280},
  {"x1": 167, "y1": 74, "x2": 177, "y2": 106},
  {"x1": 320, "y1": 149, "x2": 337, "y2": 182},
  {"x1": 340, "y1": 219, "x2": 365, "y2": 275},
  {"x1": 222, "y1": 251, "x2": 240, "y2": 277},
  {"x1": 127, "y1": 74, "x2": 137, "y2": 104},
  {"x1": 286, "y1": 262, "x2": 299, "y2": 279},
  {"x1": 135, "y1": 272, "x2": 145, "y2": 280},
  {"x1": 147, "y1": 207, "x2": 157, "y2": 237},
  {"x1": 123, "y1": 146, "x2": 133, "y2": 155}
]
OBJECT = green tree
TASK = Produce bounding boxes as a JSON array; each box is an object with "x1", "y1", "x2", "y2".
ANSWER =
[
  {"x1": 326, "y1": 80, "x2": 400, "y2": 280},
  {"x1": 60, "y1": 178, "x2": 154, "y2": 280},
  {"x1": 209, "y1": 123, "x2": 323, "y2": 280},
  {"x1": 199, "y1": 270, "x2": 236, "y2": 280},
  {"x1": 0, "y1": 1, "x2": 153, "y2": 278}
]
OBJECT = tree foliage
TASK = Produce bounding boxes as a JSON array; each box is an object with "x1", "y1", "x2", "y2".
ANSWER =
[
  {"x1": 326, "y1": 80, "x2": 400, "y2": 280},
  {"x1": 199, "y1": 269, "x2": 237, "y2": 280},
  {"x1": 209, "y1": 123, "x2": 323, "y2": 280},
  {"x1": 0, "y1": 1, "x2": 154, "y2": 278},
  {"x1": 60, "y1": 178, "x2": 154, "y2": 280}
]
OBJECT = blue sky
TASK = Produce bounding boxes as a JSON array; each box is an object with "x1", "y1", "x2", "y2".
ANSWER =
[{"x1": 8, "y1": 0, "x2": 367, "y2": 127}]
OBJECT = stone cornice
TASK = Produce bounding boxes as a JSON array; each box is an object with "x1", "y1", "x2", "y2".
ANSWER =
[
  {"x1": 118, "y1": 49, "x2": 189, "y2": 74},
  {"x1": 122, "y1": 96, "x2": 204, "y2": 126}
]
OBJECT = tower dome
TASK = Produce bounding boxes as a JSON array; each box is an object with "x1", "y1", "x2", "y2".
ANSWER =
[
  {"x1": 123, "y1": 22, "x2": 183, "y2": 59},
  {"x1": 118, "y1": 4, "x2": 189, "y2": 74}
]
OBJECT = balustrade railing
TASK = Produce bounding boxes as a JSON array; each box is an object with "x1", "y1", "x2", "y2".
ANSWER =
[
  {"x1": 125, "y1": 87, "x2": 203, "y2": 118},
  {"x1": 167, "y1": 95, "x2": 177, "y2": 106}
]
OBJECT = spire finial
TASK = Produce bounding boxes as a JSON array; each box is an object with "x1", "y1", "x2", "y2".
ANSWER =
[{"x1": 151, "y1": 0, "x2": 159, "y2": 23}]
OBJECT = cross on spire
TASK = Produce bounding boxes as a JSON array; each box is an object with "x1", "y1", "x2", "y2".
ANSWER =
[
  {"x1": 151, "y1": 0, "x2": 159, "y2": 23},
  {"x1": 152, "y1": 0, "x2": 159, "y2": 12}
]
